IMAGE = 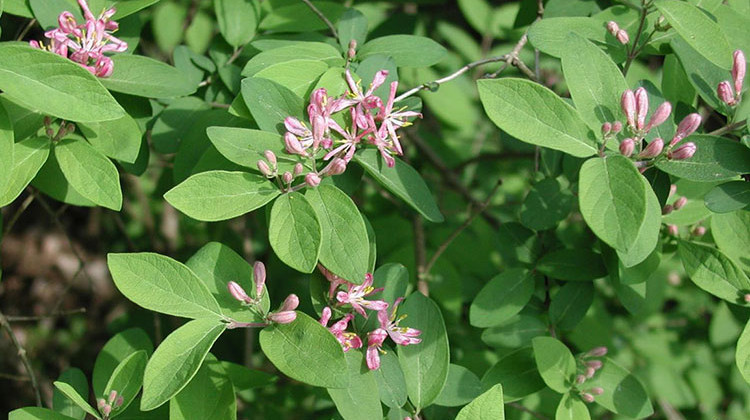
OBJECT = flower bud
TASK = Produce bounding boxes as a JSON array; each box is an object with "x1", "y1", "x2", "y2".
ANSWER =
[
  {"x1": 587, "y1": 346, "x2": 608, "y2": 357},
  {"x1": 606, "y1": 21, "x2": 619, "y2": 35},
  {"x1": 669, "y1": 184, "x2": 677, "y2": 197},
  {"x1": 279, "y1": 294, "x2": 299, "y2": 312},
  {"x1": 638, "y1": 138, "x2": 663, "y2": 158},
  {"x1": 585, "y1": 366, "x2": 596, "y2": 378},
  {"x1": 312, "y1": 115, "x2": 326, "y2": 150},
  {"x1": 718, "y1": 81, "x2": 736, "y2": 106},
  {"x1": 268, "y1": 310, "x2": 297, "y2": 324},
  {"x1": 692, "y1": 226, "x2": 706, "y2": 237},
  {"x1": 619, "y1": 138, "x2": 635, "y2": 157},
  {"x1": 327, "y1": 158, "x2": 347, "y2": 176},
  {"x1": 668, "y1": 224, "x2": 679, "y2": 236},
  {"x1": 671, "y1": 113, "x2": 701, "y2": 146},
  {"x1": 668, "y1": 142, "x2": 696, "y2": 160},
  {"x1": 635, "y1": 87, "x2": 649, "y2": 130},
  {"x1": 293, "y1": 163, "x2": 304, "y2": 177},
  {"x1": 673, "y1": 196, "x2": 687, "y2": 210},
  {"x1": 590, "y1": 387, "x2": 604, "y2": 396},
  {"x1": 108, "y1": 390, "x2": 118, "y2": 404},
  {"x1": 305, "y1": 172, "x2": 321, "y2": 187},
  {"x1": 612, "y1": 121, "x2": 623, "y2": 134},
  {"x1": 320, "y1": 306, "x2": 332, "y2": 326},
  {"x1": 601, "y1": 122, "x2": 612, "y2": 136},
  {"x1": 284, "y1": 133, "x2": 305, "y2": 156},
  {"x1": 733, "y1": 49, "x2": 746, "y2": 96},
  {"x1": 102, "y1": 405, "x2": 112, "y2": 416},
  {"x1": 621, "y1": 90, "x2": 636, "y2": 128},
  {"x1": 576, "y1": 374, "x2": 587, "y2": 384},
  {"x1": 254, "y1": 261, "x2": 266, "y2": 299},
  {"x1": 616, "y1": 29, "x2": 630, "y2": 45},
  {"x1": 744, "y1": 293, "x2": 750, "y2": 303},
  {"x1": 115, "y1": 396, "x2": 124, "y2": 408},
  {"x1": 645, "y1": 101, "x2": 672, "y2": 131},
  {"x1": 348, "y1": 39, "x2": 357, "y2": 51},
  {"x1": 586, "y1": 360, "x2": 603, "y2": 370},
  {"x1": 97, "y1": 399, "x2": 107, "y2": 410},
  {"x1": 228, "y1": 281, "x2": 252, "y2": 304},
  {"x1": 264, "y1": 150, "x2": 277, "y2": 167},
  {"x1": 282, "y1": 171, "x2": 293, "y2": 184},
  {"x1": 662, "y1": 204, "x2": 674, "y2": 215},
  {"x1": 257, "y1": 160, "x2": 273, "y2": 177},
  {"x1": 46, "y1": 127, "x2": 55, "y2": 138},
  {"x1": 581, "y1": 393, "x2": 595, "y2": 403}
]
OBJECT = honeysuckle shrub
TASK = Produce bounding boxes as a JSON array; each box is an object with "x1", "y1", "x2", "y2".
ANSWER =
[{"x1": 1, "y1": 0, "x2": 750, "y2": 418}]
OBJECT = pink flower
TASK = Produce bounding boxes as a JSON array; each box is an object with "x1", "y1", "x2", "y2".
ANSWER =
[
  {"x1": 377, "y1": 298, "x2": 422, "y2": 346},
  {"x1": 344, "y1": 69, "x2": 389, "y2": 129},
  {"x1": 324, "y1": 108, "x2": 371, "y2": 162},
  {"x1": 366, "y1": 328, "x2": 388, "y2": 370},
  {"x1": 364, "y1": 114, "x2": 397, "y2": 168},
  {"x1": 319, "y1": 265, "x2": 350, "y2": 299},
  {"x1": 377, "y1": 81, "x2": 422, "y2": 156},
  {"x1": 336, "y1": 273, "x2": 387, "y2": 317},
  {"x1": 320, "y1": 307, "x2": 363, "y2": 352}
]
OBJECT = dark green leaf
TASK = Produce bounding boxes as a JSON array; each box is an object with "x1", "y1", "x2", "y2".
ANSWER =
[
  {"x1": 536, "y1": 249, "x2": 607, "y2": 281},
  {"x1": 268, "y1": 192, "x2": 322, "y2": 273},
  {"x1": 470, "y1": 268, "x2": 535, "y2": 328}
]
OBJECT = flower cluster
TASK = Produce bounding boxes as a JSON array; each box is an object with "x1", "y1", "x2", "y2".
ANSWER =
[
  {"x1": 319, "y1": 266, "x2": 422, "y2": 370},
  {"x1": 606, "y1": 21, "x2": 629, "y2": 45},
  {"x1": 574, "y1": 346, "x2": 608, "y2": 403},
  {"x1": 226, "y1": 262, "x2": 299, "y2": 327},
  {"x1": 269, "y1": 66, "x2": 420, "y2": 194},
  {"x1": 29, "y1": 0, "x2": 127, "y2": 77},
  {"x1": 718, "y1": 50, "x2": 746, "y2": 107},
  {"x1": 97, "y1": 390, "x2": 124, "y2": 419}
]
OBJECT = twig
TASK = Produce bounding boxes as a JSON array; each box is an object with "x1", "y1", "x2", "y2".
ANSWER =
[
  {"x1": 623, "y1": 0, "x2": 649, "y2": 76},
  {"x1": 0, "y1": 372, "x2": 32, "y2": 381},
  {"x1": 3, "y1": 193, "x2": 36, "y2": 236},
  {"x1": 413, "y1": 216, "x2": 428, "y2": 296},
  {"x1": 6, "y1": 307, "x2": 86, "y2": 322},
  {"x1": 301, "y1": 0, "x2": 339, "y2": 42},
  {"x1": 15, "y1": 19, "x2": 36, "y2": 41},
  {"x1": 508, "y1": 402, "x2": 550, "y2": 420},
  {"x1": 420, "y1": 179, "x2": 502, "y2": 281},
  {"x1": 226, "y1": 46, "x2": 246, "y2": 66},
  {"x1": 454, "y1": 151, "x2": 535, "y2": 169},
  {"x1": 0, "y1": 310, "x2": 42, "y2": 406},
  {"x1": 708, "y1": 120, "x2": 747, "y2": 136}
]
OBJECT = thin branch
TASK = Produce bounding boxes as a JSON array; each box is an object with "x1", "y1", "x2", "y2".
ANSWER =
[
  {"x1": 508, "y1": 402, "x2": 550, "y2": 420},
  {"x1": 413, "y1": 216, "x2": 428, "y2": 296},
  {"x1": 0, "y1": 372, "x2": 32, "y2": 381},
  {"x1": 301, "y1": 0, "x2": 339, "y2": 42},
  {"x1": 15, "y1": 19, "x2": 36, "y2": 41},
  {"x1": 623, "y1": 1, "x2": 649, "y2": 76},
  {"x1": 708, "y1": 119, "x2": 747, "y2": 136},
  {"x1": 454, "y1": 151, "x2": 535, "y2": 169},
  {"x1": 6, "y1": 308, "x2": 86, "y2": 322},
  {"x1": 3, "y1": 193, "x2": 36, "y2": 236},
  {"x1": 0, "y1": 310, "x2": 42, "y2": 406}
]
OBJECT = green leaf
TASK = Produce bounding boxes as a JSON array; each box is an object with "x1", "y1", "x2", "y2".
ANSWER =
[
  {"x1": 305, "y1": 185, "x2": 369, "y2": 283},
  {"x1": 561, "y1": 33, "x2": 629, "y2": 133},
  {"x1": 268, "y1": 192, "x2": 322, "y2": 273},
  {"x1": 215, "y1": 0, "x2": 257, "y2": 48},
  {"x1": 372, "y1": 347, "x2": 408, "y2": 409},
  {"x1": 481, "y1": 315, "x2": 548, "y2": 348},
  {"x1": 29, "y1": 0, "x2": 82, "y2": 29},
  {"x1": 100, "y1": 55, "x2": 197, "y2": 98},
  {"x1": 53, "y1": 382, "x2": 100, "y2": 420},
  {"x1": 711, "y1": 210, "x2": 750, "y2": 272},
  {"x1": 588, "y1": 358, "x2": 653, "y2": 418},
  {"x1": 706, "y1": 181, "x2": 750, "y2": 213},
  {"x1": 327, "y1": 351, "x2": 383, "y2": 420},
  {"x1": 78, "y1": 113, "x2": 142, "y2": 164},
  {"x1": 536, "y1": 249, "x2": 607, "y2": 281},
  {"x1": 255, "y1": 59, "x2": 329, "y2": 98},
  {"x1": 241, "y1": 42, "x2": 343, "y2": 76},
  {"x1": 397, "y1": 293, "x2": 450, "y2": 410},
  {"x1": 470, "y1": 268, "x2": 534, "y2": 328},
  {"x1": 259, "y1": 2, "x2": 344, "y2": 32},
  {"x1": 140, "y1": 318, "x2": 226, "y2": 410},
  {"x1": 259, "y1": 311, "x2": 348, "y2": 388},
  {"x1": 92, "y1": 328, "x2": 153, "y2": 398},
  {"x1": 170, "y1": 354, "x2": 236, "y2": 420},
  {"x1": 241, "y1": 77, "x2": 305, "y2": 133},
  {"x1": 434, "y1": 364, "x2": 483, "y2": 407},
  {"x1": 151, "y1": 96, "x2": 210, "y2": 154},
  {"x1": 455, "y1": 384, "x2": 504, "y2": 420},
  {"x1": 678, "y1": 240, "x2": 750, "y2": 305},
  {"x1": 556, "y1": 393, "x2": 591, "y2": 420},
  {"x1": 164, "y1": 170, "x2": 280, "y2": 221},
  {"x1": 337, "y1": 8, "x2": 368, "y2": 52},
  {"x1": 481, "y1": 347, "x2": 546, "y2": 402},
  {"x1": 207, "y1": 126, "x2": 302, "y2": 174},
  {"x1": 107, "y1": 253, "x2": 223, "y2": 318},
  {"x1": 10, "y1": 408, "x2": 80, "y2": 420},
  {"x1": 103, "y1": 350, "x2": 147, "y2": 416},
  {"x1": 54, "y1": 137, "x2": 122, "y2": 211},
  {"x1": 0, "y1": 102, "x2": 13, "y2": 193},
  {"x1": 528, "y1": 17, "x2": 622, "y2": 60},
  {"x1": 478, "y1": 78, "x2": 597, "y2": 157},
  {"x1": 520, "y1": 178, "x2": 574, "y2": 231},
  {"x1": 670, "y1": 36, "x2": 728, "y2": 110},
  {"x1": 655, "y1": 135, "x2": 750, "y2": 182},
  {"x1": 655, "y1": 0, "x2": 732, "y2": 69},
  {"x1": 354, "y1": 149, "x2": 444, "y2": 223},
  {"x1": 736, "y1": 321, "x2": 750, "y2": 384},
  {"x1": 107, "y1": 0, "x2": 161, "y2": 19},
  {"x1": 53, "y1": 368, "x2": 88, "y2": 420},
  {"x1": 0, "y1": 44, "x2": 124, "y2": 122},
  {"x1": 221, "y1": 361, "x2": 277, "y2": 391},
  {"x1": 532, "y1": 337, "x2": 576, "y2": 393},
  {"x1": 0, "y1": 137, "x2": 49, "y2": 207},
  {"x1": 579, "y1": 156, "x2": 660, "y2": 265},
  {"x1": 359, "y1": 35, "x2": 447, "y2": 67},
  {"x1": 549, "y1": 282, "x2": 594, "y2": 330}
]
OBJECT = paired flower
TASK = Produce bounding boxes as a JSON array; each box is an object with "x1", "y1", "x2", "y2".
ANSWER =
[
  {"x1": 226, "y1": 261, "x2": 297, "y2": 326},
  {"x1": 718, "y1": 50, "x2": 746, "y2": 106},
  {"x1": 30, "y1": 0, "x2": 127, "y2": 77},
  {"x1": 606, "y1": 21, "x2": 629, "y2": 45},
  {"x1": 320, "y1": 307, "x2": 362, "y2": 352},
  {"x1": 336, "y1": 273, "x2": 388, "y2": 317}
]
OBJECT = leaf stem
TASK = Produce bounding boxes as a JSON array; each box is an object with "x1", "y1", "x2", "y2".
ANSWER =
[
  {"x1": 301, "y1": 0, "x2": 339, "y2": 43},
  {"x1": 623, "y1": 0, "x2": 651, "y2": 76},
  {"x1": 0, "y1": 310, "x2": 42, "y2": 406}
]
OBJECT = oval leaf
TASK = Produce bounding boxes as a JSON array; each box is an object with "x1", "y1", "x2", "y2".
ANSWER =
[
  {"x1": 268, "y1": 192, "x2": 322, "y2": 273},
  {"x1": 327, "y1": 351, "x2": 383, "y2": 420},
  {"x1": 101, "y1": 54, "x2": 197, "y2": 98},
  {"x1": 170, "y1": 354, "x2": 236, "y2": 420},
  {"x1": 54, "y1": 137, "x2": 122, "y2": 210},
  {"x1": 678, "y1": 240, "x2": 750, "y2": 305},
  {"x1": 359, "y1": 35, "x2": 447, "y2": 67},
  {"x1": 587, "y1": 358, "x2": 653, "y2": 418},
  {"x1": 470, "y1": 268, "x2": 534, "y2": 328},
  {"x1": 455, "y1": 384, "x2": 504, "y2": 420},
  {"x1": 103, "y1": 350, "x2": 147, "y2": 415},
  {"x1": 655, "y1": 135, "x2": 750, "y2": 182},
  {"x1": 536, "y1": 249, "x2": 607, "y2": 281},
  {"x1": 0, "y1": 137, "x2": 50, "y2": 207},
  {"x1": 531, "y1": 336, "x2": 577, "y2": 393}
]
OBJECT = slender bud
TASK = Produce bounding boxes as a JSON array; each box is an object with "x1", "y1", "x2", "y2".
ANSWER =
[
  {"x1": 97, "y1": 399, "x2": 107, "y2": 410},
  {"x1": 312, "y1": 115, "x2": 326, "y2": 150},
  {"x1": 616, "y1": 29, "x2": 630, "y2": 45},
  {"x1": 108, "y1": 390, "x2": 118, "y2": 404},
  {"x1": 692, "y1": 226, "x2": 706, "y2": 237},
  {"x1": 718, "y1": 81, "x2": 736, "y2": 105},
  {"x1": 635, "y1": 87, "x2": 649, "y2": 130},
  {"x1": 44, "y1": 116, "x2": 52, "y2": 128},
  {"x1": 348, "y1": 40, "x2": 357, "y2": 60},
  {"x1": 320, "y1": 306, "x2": 332, "y2": 326},
  {"x1": 645, "y1": 102, "x2": 672, "y2": 131},
  {"x1": 612, "y1": 121, "x2": 623, "y2": 134},
  {"x1": 254, "y1": 261, "x2": 266, "y2": 299},
  {"x1": 279, "y1": 294, "x2": 299, "y2": 312},
  {"x1": 282, "y1": 171, "x2": 293, "y2": 184},
  {"x1": 257, "y1": 160, "x2": 273, "y2": 177},
  {"x1": 585, "y1": 366, "x2": 596, "y2": 378},
  {"x1": 576, "y1": 374, "x2": 587, "y2": 384},
  {"x1": 744, "y1": 293, "x2": 750, "y2": 303},
  {"x1": 115, "y1": 396, "x2": 124, "y2": 408},
  {"x1": 327, "y1": 158, "x2": 347, "y2": 176},
  {"x1": 669, "y1": 184, "x2": 677, "y2": 197},
  {"x1": 673, "y1": 196, "x2": 687, "y2": 210},
  {"x1": 638, "y1": 138, "x2": 663, "y2": 158},
  {"x1": 733, "y1": 50, "x2": 746, "y2": 97},
  {"x1": 293, "y1": 163, "x2": 304, "y2": 177},
  {"x1": 305, "y1": 172, "x2": 321, "y2": 187},
  {"x1": 102, "y1": 405, "x2": 112, "y2": 416},
  {"x1": 606, "y1": 21, "x2": 619, "y2": 35},
  {"x1": 587, "y1": 346, "x2": 608, "y2": 357},
  {"x1": 228, "y1": 281, "x2": 252, "y2": 304},
  {"x1": 621, "y1": 90, "x2": 636, "y2": 128},
  {"x1": 662, "y1": 204, "x2": 674, "y2": 215},
  {"x1": 264, "y1": 150, "x2": 277, "y2": 167},
  {"x1": 668, "y1": 224, "x2": 679, "y2": 236},
  {"x1": 590, "y1": 387, "x2": 604, "y2": 396},
  {"x1": 668, "y1": 142, "x2": 696, "y2": 160},
  {"x1": 284, "y1": 132, "x2": 306, "y2": 156},
  {"x1": 601, "y1": 122, "x2": 612, "y2": 136},
  {"x1": 619, "y1": 138, "x2": 635, "y2": 157},
  {"x1": 586, "y1": 360, "x2": 603, "y2": 370},
  {"x1": 581, "y1": 393, "x2": 595, "y2": 403},
  {"x1": 671, "y1": 113, "x2": 701, "y2": 146}
]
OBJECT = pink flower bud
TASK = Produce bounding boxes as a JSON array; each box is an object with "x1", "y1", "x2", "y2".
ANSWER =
[
  {"x1": 590, "y1": 387, "x2": 604, "y2": 396},
  {"x1": 616, "y1": 29, "x2": 630, "y2": 45},
  {"x1": 733, "y1": 50, "x2": 746, "y2": 96},
  {"x1": 668, "y1": 224, "x2": 679, "y2": 236},
  {"x1": 293, "y1": 163, "x2": 304, "y2": 177},
  {"x1": 97, "y1": 399, "x2": 107, "y2": 410},
  {"x1": 312, "y1": 115, "x2": 326, "y2": 149},
  {"x1": 102, "y1": 405, "x2": 112, "y2": 416},
  {"x1": 619, "y1": 138, "x2": 635, "y2": 157},
  {"x1": 257, "y1": 160, "x2": 273, "y2": 177},
  {"x1": 585, "y1": 366, "x2": 596, "y2": 378},
  {"x1": 576, "y1": 374, "x2": 587, "y2": 384},
  {"x1": 46, "y1": 128, "x2": 55, "y2": 138},
  {"x1": 29, "y1": 40, "x2": 42, "y2": 49},
  {"x1": 671, "y1": 113, "x2": 701, "y2": 146},
  {"x1": 673, "y1": 196, "x2": 687, "y2": 210},
  {"x1": 635, "y1": 87, "x2": 649, "y2": 130},
  {"x1": 282, "y1": 171, "x2": 293, "y2": 184},
  {"x1": 744, "y1": 293, "x2": 750, "y2": 303},
  {"x1": 327, "y1": 158, "x2": 347, "y2": 176},
  {"x1": 601, "y1": 122, "x2": 612, "y2": 136},
  {"x1": 586, "y1": 360, "x2": 603, "y2": 370},
  {"x1": 253, "y1": 261, "x2": 266, "y2": 299},
  {"x1": 638, "y1": 138, "x2": 663, "y2": 158},
  {"x1": 320, "y1": 306, "x2": 332, "y2": 326},
  {"x1": 279, "y1": 294, "x2": 299, "y2": 312},
  {"x1": 108, "y1": 390, "x2": 118, "y2": 404},
  {"x1": 587, "y1": 346, "x2": 608, "y2": 357},
  {"x1": 718, "y1": 81, "x2": 737, "y2": 106},
  {"x1": 228, "y1": 281, "x2": 252, "y2": 304},
  {"x1": 268, "y1": 310, "x2": 297, "y2": 324},
  {"x1": 621, "y1": 90, "x2": 636, "y2": 128},
  {"x1": 645, "y1": 101, "x2": 672, "y2": 131},
  {"x1": 662, "y1": 204, "x2": 674, "y2": 215},
  {"x1": 581, "y1": 393, "x2": 595, "y2": 403},
  {"x1": 612, "y1": 121, "x2": 623, "y2": 134},
  {"x1": 58, "y1": 11, "x2": 78, "y2": 33},
  {"x1": 668, "y1": 142, "x2": 696, "y2": 160},
  {"x1": 669, "y1": 184, "x2": 677, "y2": 197},
  {"x1": 115, "y1": 396, "x2": 124, "y2": 408},
  {"x1": 305, "y1": 172, "x2": 321, "y2": 187},
  {"x1": 606, "y1": 21, "x2": 619, "y2": 35},
  {"x1": 264, "y1": 150, "x2": 277, "y2": 166},
  {"x1": 692, "y1": 226, "x2": 706, "y2": 236}
]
